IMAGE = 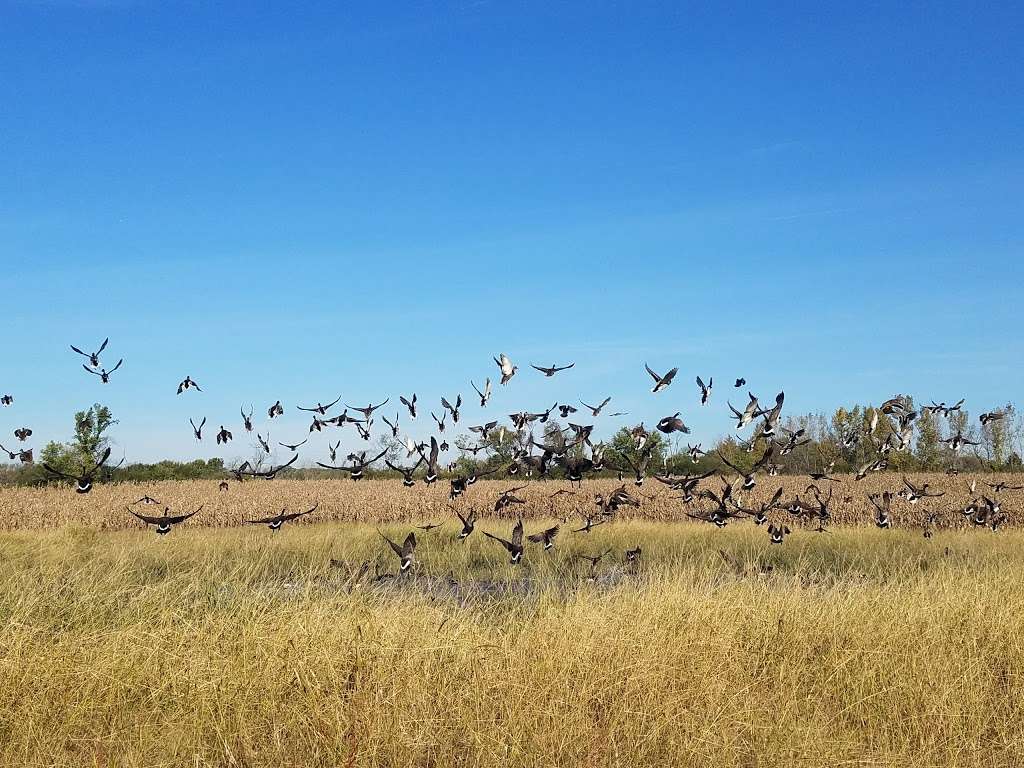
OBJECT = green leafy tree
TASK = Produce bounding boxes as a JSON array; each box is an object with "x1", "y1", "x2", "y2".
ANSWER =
[
  {"x1": 914, "y1": 408, "x2": 943, "y2": 470},
  {"x1": 980, "y1": 403, "x2": 1015, "y2": 467},
  {"x1": 40, "y1": 404, "x2": 118, "y2": 476},
  {"x1": 608, "y1": 425, "x2": 668, "y2": 476}
]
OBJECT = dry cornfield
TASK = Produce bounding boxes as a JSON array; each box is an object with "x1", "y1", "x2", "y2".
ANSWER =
[{"x1": 0, "y1": 473, "x2": 1020, "y2": 532}]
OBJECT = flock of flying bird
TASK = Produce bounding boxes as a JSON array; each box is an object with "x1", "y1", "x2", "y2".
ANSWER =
[{"x1": 0, "y1": 338, "x2": 1018, "y2": 577}]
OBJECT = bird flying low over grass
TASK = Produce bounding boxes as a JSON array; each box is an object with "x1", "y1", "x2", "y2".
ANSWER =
[
  {"x1": 129, "y1": 505, "x2": 202, "y2": 535},
  {"x1": 245, "y1": 503, "x2": 318, "y2": 531}
]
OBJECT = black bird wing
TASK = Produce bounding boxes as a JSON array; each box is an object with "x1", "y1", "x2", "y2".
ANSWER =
[
  {"x1": 379, "y1": 531, "x2": 403, "y2": 557},
  {"x1": 527, "y1": 525, "x2": 558, "y2": 543},
  {"x1": 87, "y1": 447, "x2": 113, "y2": 475},
  {"x1": 254, "y1": 454, "x2": 299, "y2": 476},
  {"x1": 246, "y1": 508, "x2": 290, "y2": 525},
  {"x1": 402, "y1": 532, "x2": 416, "y2": 558},
  {"x1": 360, "y1": 448, "x2": 389, "y2": 468},
  {"x1": 511, "y1": 519, "x2": 524, "y2": 547},
  {"x1": 43, "y1": 463, "x2": 76, "y2": 481},
  {"x1": 483, "y1": 531, "x2": 513, "y2": 551}
]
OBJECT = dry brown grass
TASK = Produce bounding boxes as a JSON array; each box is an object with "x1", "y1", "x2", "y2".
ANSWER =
[
  {"x1": 1, "y1": 477, "x2": 1023, "y2": 766},
  {"x1": 0, "y1": 473, "x2": 1020, "y2": 532}
]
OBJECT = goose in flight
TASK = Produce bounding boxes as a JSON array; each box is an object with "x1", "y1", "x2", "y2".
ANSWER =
[
  {"x1": 531, "y1": 362, "x2": 574, "y2": 377},
  {"x1": 317, "y1": 448, "x2": 387, "y2": 480},
  {"x1": 767, "y1": 523, "x2": 791, "y2": 544},
  {"x1": 241, "y1": 454, "x2": 298, "y2": 480},
  {"x1": 176, "y1": 376, "x2": 202, "y2": 394},
  {"x1": 494, "y1": 485, "x2": 528, "y2": 512},
  {"x1": 527, "y1": 525, "x2": 559, "y2": 551},
  {"x1": 924, "y1": 398, "x2": 965, "y2": 417},
  {"x1": 741, "y1": 487, "x2": 786, "y2": 526},
  {"x1": 559, "y1": 455, "x2": 595, "y2": 484},
  {"x1": 854, "y1": 458, "x2": 884, "y2": 481},
  {"x1": 0, "y1": 395, "x2": 11, "y2": 406},
  {"x1": 734, "y1": 378, "x2": 745, "y2": 388},
  {"x1": 775, "y1": 427, "x2": 810, "y2": 455},
  {"x1": 656, "y1": 413, "x2": 691, "y2": 434},
  {"x1": 129, "y1": 505, "x2": 202, "y2": 535},
  {"x1": 727, "y1": 393, "x2": 761, "y2": 430},
  {"x1": 654, "y1": 469, "x2": 714, "y2": 502},
  {"x1": 572, "y1": 513, "x2": 606, "y2": 533},
  {"x1": 400, "y1": 394, "x2": 417, "y2": 419},
  {"x1": 267, "y1": 400, "x2": 284, "y2": 418},
  {"x1": 757, "y1": 392, "x2": 786, "y2": 437},
  {"x1": 379, "y1": 530, "x2": 417, "y2": 573},
  {"x1": 558, "y1": 404, "x2": 578, "y2": 418},
  {"x1": 696, "y1": 376, "x2": 712, "y2": 405},
  {"x1": 189, "y1": 417, "x2": 206, "y2": 441},
  {"x1": 645, "y1": 363, "x2": 677, "y2": 393},
  {"x1": 941, "y1": 431, "x2": 979, "y2": 453},
  {"x1": 382, "y1": 413, "x2": 400, "y2": 437},
  {"x1": 431, "y1": 411, "x2": 447, "y2": 432},
  {"x1": 868, "y1": 492, "x2": 893, "y2": 529},
  {"x1": 441, "y1": 394, "x2": 462, "y2": 423},
  {"x1": 986, "y1": 480, "x2": 1024, "y2": 493},
  {"x1": 494, "y1": 353, "x2": 518, "y2": 385},
  {"x1": 216, "y1": 426, "x2": 232, "y2": 445},
  {"x1": 528, "y1": 403, "x2": 559, "y2": 424},
  {"x1": 471, "y1": 379, "x2": 491, "y2": 407},
  {"x1": 83, "y1": 359, "x2": 123, "y2": 383},
  {"x1": 420, "y1": 437, "x2": 441, "y2": 484},
  {"x1": 980, "y1": 411, "x2": 1004, "y2": 426},
  {"x1": 278, "y1": 438, "x2": 307, "y2": 452},
  {"x1": 241, "y1": 406, "x2": 254, "y2": 432},
  {"x1": 296, "y1": 395, "x2": 342, "y2": 415},
  {"x1": 580, "y1": 397, "x2": 612, "y2": 417},
  {"x1": 385, "y1": 455, "x2": 424, "y2": 487},
  {"x1": 70, "y1": 337, "x2": 108, "y2": 368},
  {"x1": 346, "y1": 399, "x2": 390, "y2": 421},
  {"x1": 899, "y1": 476, "x2": 945, "y2": 504},
  {"x1": 246, "y1": 503, "x2": 318, "y2": 531},
  {"x1": 484, "y1": 519, "x2": 525, "y2": 564},
  {"x1": 468, "y1": 420, "x2": 499, "y2": 440},
  {"x1": 718, "y1": 445, "x2": 774, "y2": 491},
  {"x1": 257, "y1": 432, "x2": 271, "y2": 452},
  {"x1": 14, "y1": 427, "x2": 32, "y2": 442},
  {"x1": 228, "y1": 462, "x2": 250, "y2": 482},
  {"x1": 455, "y1": 508, "x2": 478, "y2": 539}
]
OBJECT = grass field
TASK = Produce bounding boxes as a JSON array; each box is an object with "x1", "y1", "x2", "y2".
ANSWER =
[{"x1": 1, "y1": 477, "x2": 1023, "y2": 766}]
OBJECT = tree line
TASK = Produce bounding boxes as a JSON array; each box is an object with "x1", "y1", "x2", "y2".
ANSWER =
[{"x1": 1, "y1": 399, "x2": 1021, "y2": 487}]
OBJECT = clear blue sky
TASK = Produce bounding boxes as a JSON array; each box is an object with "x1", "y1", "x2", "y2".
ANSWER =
[{"x1": 2, "y1": 1, "x2": 1022, "y2": 464}]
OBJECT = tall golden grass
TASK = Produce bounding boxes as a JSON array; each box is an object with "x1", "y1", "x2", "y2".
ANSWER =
[{"x1": 1, "y1": 477, "x2": 1022, "y2": 766}]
